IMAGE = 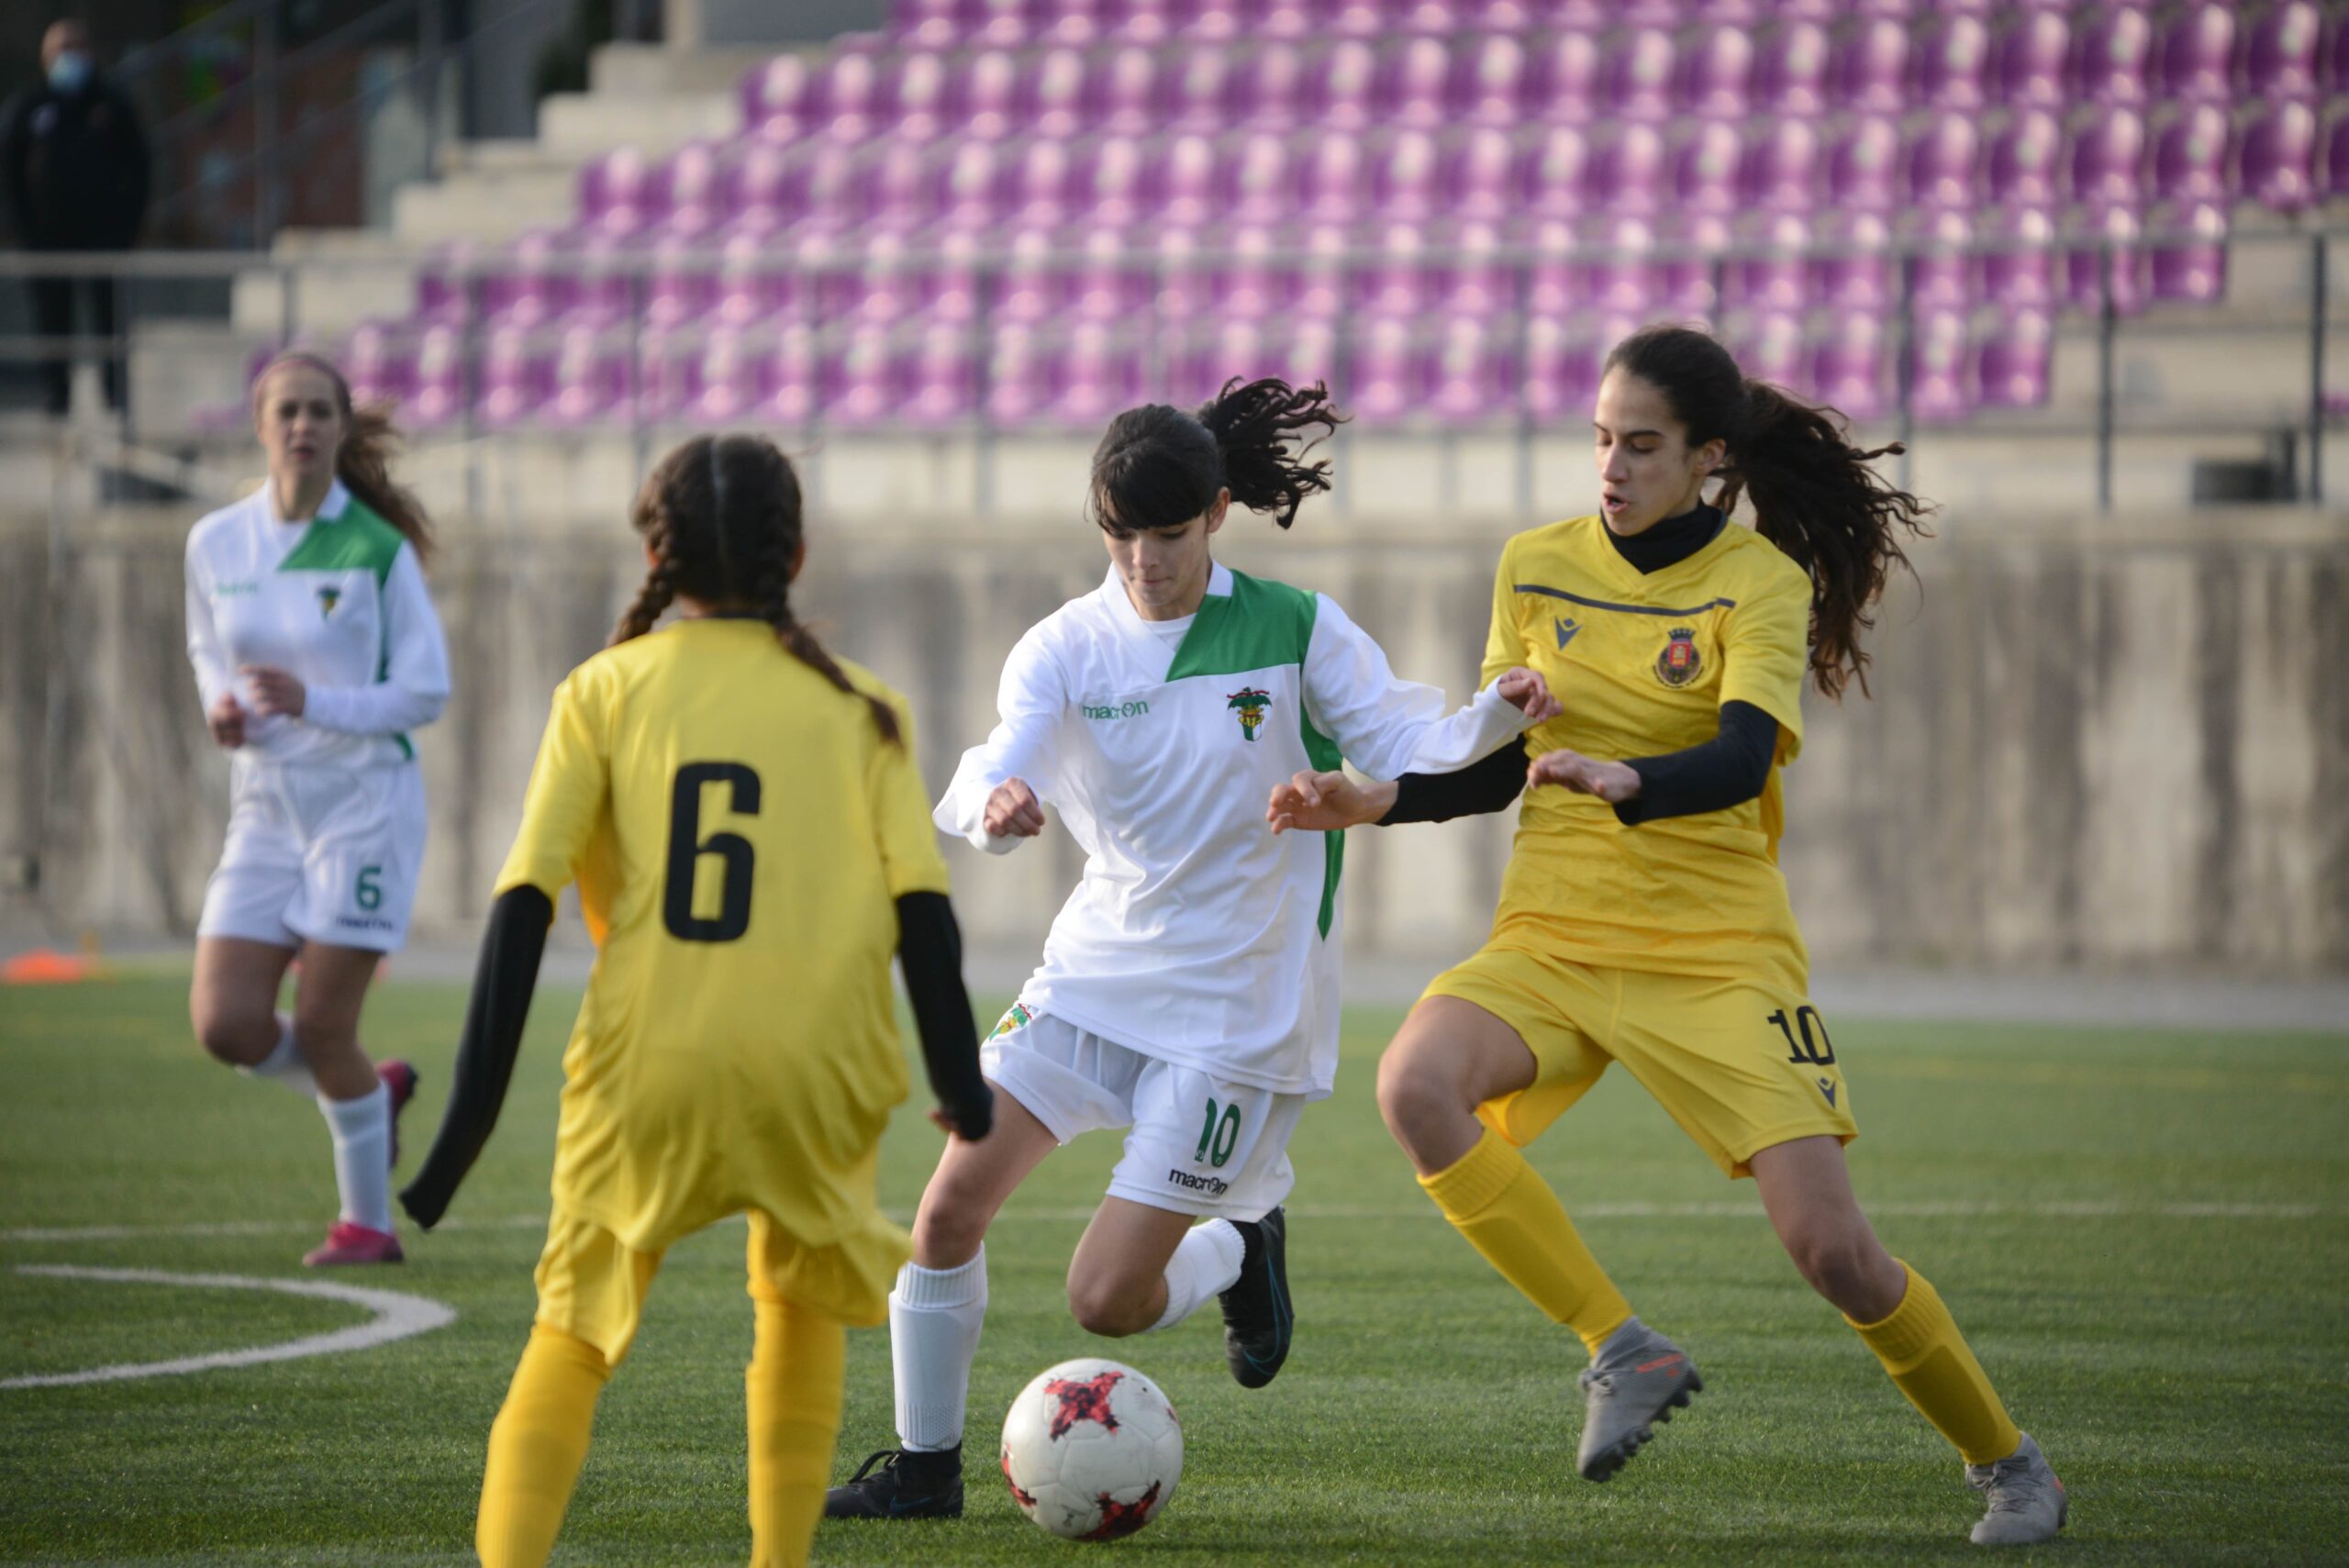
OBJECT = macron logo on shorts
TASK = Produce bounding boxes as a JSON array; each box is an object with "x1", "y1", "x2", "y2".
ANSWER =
[{"x1": 1167, "y1": 1168, "x2": 1230, "y2": 1197}]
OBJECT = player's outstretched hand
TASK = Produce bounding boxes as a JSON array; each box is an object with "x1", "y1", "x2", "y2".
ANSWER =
[
  {"x1": 1495, "y1": 666, "x2": 1564, "y2": 723},
  {"x1": 984, "y1": 778, "x2": 1045, "y2": 839},
  {"x1": 242, "y1": 664, "x2": 307, "y2": 719},
  {"x1": 1268, "y1": 769, "x2": 1380, "y2": 834},
  {"x1": 206, "y1": 692, "x2": 247, "y2": 749},
  {"x1": 1527, "y1": 748, "x2": 1642, "y2": 804}
]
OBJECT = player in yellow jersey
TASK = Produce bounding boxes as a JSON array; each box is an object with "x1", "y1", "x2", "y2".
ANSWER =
[
  {"x1": 396, "y1": 434, "x2": 991, "y2": 1568},
  {"x1": 1269, "y1": 326, "x2": 2065, "y2": 1547}
]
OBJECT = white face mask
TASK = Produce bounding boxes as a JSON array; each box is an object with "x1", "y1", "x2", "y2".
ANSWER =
[{"x1": 48, "y1": 51, "x2": 93, "y2": 94}]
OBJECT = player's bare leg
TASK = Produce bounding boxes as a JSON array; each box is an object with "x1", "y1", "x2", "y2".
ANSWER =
[
  {"x1": 290, "y1": 942, "x2": 404, "y2": 1264},
  {"x1": 1381, "y1": 997, "x2": 1697, "y2": 1480},
  {"x1": 190, "y1": 936, "x2": 297, "y2": 1071},
  {"x1": 1753, "y1": 1136, "x2": 2062, "y2": 1544},
  {"x1": 828, "y1": 1087, "x2": 1057, "y2": 1521}
]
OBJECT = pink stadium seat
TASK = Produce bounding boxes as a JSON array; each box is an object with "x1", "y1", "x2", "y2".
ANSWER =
[
  {"x1": 891, "y1": 0, "x2": 965, "y2": 50},
  {"x1": 1316, "y1": 39, "x2": 1380, "y2": 130},
  {"x1": 1357, "y1": 220, "x2": 1435, "y2": 317},
  {"x1": 1660, "y1": 211, "x2": 1731, "y2": 317},
  {"x1": 2068, "y1": 109, "x2": 2149, "y2": 208},
  {"x1": 1905, "y1": 112, "x2": 1982, "y2": 210},
  {"x1": 343, "y1": 321, "x2": 413, "y2": 411},
  {"x1": 757, "y1": 324, "x2": 822, "y2": 427},
  {"x1": 1383, "y1": 37, "x2": 1453, "y2": 129},
  {"x1": 818, "y1": 51, "x2": 883, "y2": 140},
  {"x1": 954, "y1": 50, "x2": 1020, "y2": 139},
  {"x1": 1446, "y1": 127, "x2": 1518, "y2": 220},
  {"x1": 1438, "y1": 219, "x2": 1510, "y2": 317},
  {"x1": 541, "y1": 326, "x2": 630, "y2": 427},
  {"x1": 1833, "y1": 18, "x2": 1909, "y2": 114},
  {"x1": 902, "y1": 321, "x2": 979, "y2": 424},
  {"x1": 1976, "y1": 307, "x2": 2052, "y2": 410},
  {"x1": 1741, "y1": 117, "x2": 1820, "y2": 210},
  {"x1": 1810, "y1": 209, "x2": 1895, "y2": 311},
  {"x1": 1520, "y1": 124, "x2": 1593, "y2": 218},
  {"x1": 1048, "y1": 320, "x2": 1143, "y2": 426},
  {"x1": 1726, "y1": 211, "x2": 1810, "y2": 313},
  {"x1": 1215, "y1": 225, "x2": 1292, "y2": 319},
  {"x1": 965, "y1": 0, "x2": 1043, "y2": 50},
  {"x1": 890, "y1": 51, "x2": 957, "y2": 141},
  {"x1": 1528, "y1": 30, "x2": 1601, "y2": 122},
  {"x1": 1981, "y1": 206, "x2": 2059, "y2": 309},
  {"x1": 1348, "y1": 315, "x2": 1427, "y2": 424},
  {"x1": 1674, "y1": 120, "x2": 1744, "y2": 216},
  {"x1": 1515, "y1": 215, "x2": 1585, "y2": 319},
  {"x1": 1586, "y1": 215, "x2": 1664, "y2": 316},
  {"x1": 1085, "y1": 46, "x2": 1159, "y2": 136},
  {"x1": 1754, "y1": 19, "x2": 1830, "y2": 116},
  {"x1": 1024, "y1": 47, "x2": 1087, "y2": 139},
  {"x1": 1522, "y1": 315, "x2": 1603, "y2": 422},
  {"x1": 1298, "y1": 131, "x2": 1369, "y2": 221},
  {"x1": 480, "y1": 228, "x2": 568, "y2": 329},
  {"x1": 2148, "y1": 200, "x2": 2229, "y2": 305},
  {"x1": 1592, "y1": 124, "x2": 1669, "y2": 216},
  {"x1": 2159, "y1": 3, "x2": 2237, "y2": 104},
  {"x1": 1233, "y1": 42, "x2": 1311, "y2": 128},
  {"x1": 1730, "y1": 311, "x2": 1806, "y2": 394},
  {"x1": 1287, "y1": 221, "x2": 1353, "y2": 319},
  {"x1": 405, "y1": 324, "x2": 466, "y2": 429},
  {"x1": 1163, "y1": 44, "x2": 1236, "y2": 130},
  {"x1": 1451, "y1": 34, "x2": 1530, "y2": 125},
  {"x1": 1370, "y1": 129, "x2": 1442, "y2": 219},
  {"x1": 1811, "y1": 313, "x2": 1887, "y2": 422},
  {"x1": 933, "y1": 139, "x2": 1006, "y2": 231},
  {"x1": 993, "y1": 229, "x2": 1067, "y2": 325},
  {"x1": 827, "y1": 323, "x2": 904, "y2": 427},
  {"x1": 2065, "y1": 204, "x2": 2151, "y2": 317},
  {"x1": 2241, "y1": 101, "x2": 2319, "y2": 213},
  {"x1": 2153, "y1": 105, "x2": 2232, "y2": 206},
  {"x1": 1996, "y1": 9, "x2": 2070, "y2": 107},
  {"x1": 1105, "y1": 0, "x2": 1176, "y2": 45},
  {"x1": 1158, "y1": 133, "x2": 1219, "y2": 227},
  {"x1": 709, "y1": 226, "x2": 789, "y2": 330},
  {"x1": 578, "y1": 147, "x2": 659, "y2": 240},
  {"x1": 475, "y1": 325, "x2": 550, "y2": 429},
  {"x1": 1604, "y1": 28, "x2": 1678, "y2": 120},
  {"x1": 1675, "y1": 25, "x2": 1754, "y2": 119},
  {"x1": 1827, "y1": 117, "x2": 1902, "y2": 211},
  {"x1": 853, "y1": 141, "x2": 935, "y2": 234},
  {"x1": 741, "y1": 55, "x2": 818, "y2": 140},
  {"x1": 1906, "y1": 309, "x2": 1976, "y2": 422},
  {"x1": 1904, "y1": 206, "x2": 1980, "y2": 312},
  {"x1": 2071, "y1": 6, "x2": 2153, "y2": 106},
  {"x1": 1987, "y1": 110, "x2": 2063, "y2": 208},
  {"x1": 1224, "y1": 132, "x2": 1296, "y2": 224},
  {"x1": 1080, "y1": 136, "x2": 1152, "y2": 227},
  {"x1": 1910, "y1": 13, "x2": 1991, "y2": 110},
  {"x1": 1003, "y1": 139, "x2": 1076, "y2": 230},
  {"x1": 1427, "y1": 313, "x2": 1517, "y2": 425}
]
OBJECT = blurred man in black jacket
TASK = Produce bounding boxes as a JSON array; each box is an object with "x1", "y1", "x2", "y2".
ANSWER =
[{"x1": 2, "y1": 19, "x2": 150, "y2": 416}]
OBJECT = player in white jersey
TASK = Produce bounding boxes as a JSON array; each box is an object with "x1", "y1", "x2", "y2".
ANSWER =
[
  {"x1": 828, "y1": 379, "x2": 1561, "y2": 1521},
  {"x1": 183, "y1": 352, "x2": 451, "y2": 1266}
]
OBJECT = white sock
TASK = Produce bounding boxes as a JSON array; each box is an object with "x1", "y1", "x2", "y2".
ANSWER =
[
  {"x1": 1149, "y1": 1218, "x2": 1246, "y2": 1333},
  {"x1": 891, "y1": 1247, "x2": 988, "y2": 1452},
  {"x1": 238, "y1": 1014, "x2": 317, "y2": 1098},
  {"x1": 318, "y1": 1081, "x2": 393, "y2": 1233}
]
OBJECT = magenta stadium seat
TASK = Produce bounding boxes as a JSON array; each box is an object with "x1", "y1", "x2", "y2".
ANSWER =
[
  {"x1": 1297, "y1": 131, "x2": 1369, "y2": 221},
  {"x1": 1382, "y1": 37, "x2": 1454, "y2": 129},
  {"x1": 662, "y1": 143, "x2": 729, "y2": 237},
  {"x1": 965, "y1": 0, "x2": 1043, "y2": 50},
  {"x1": 1810, "y1": 314, "x2": 1887, "y2": 422},
  {"x1": 890, "y1": 0, "x2": 965, "y2": 50},
  {"x1": 1593, "y1": 124, "x2": 1669, "y2": 216},
  {"x1": 1163, "y1": 43, "x2": 1236, "y2": 130},
  {"x1": 2070, "y1": 6, "x2": 2153, "y2": 106},
  {"x1": 1284, "y1": 222, "x2": 1351, "y2": 319},
  {"x1": 1726, "y1": 211, "x2": 1810, "y2": 314},
  {"x1": 1432, "y1": 218, "x2": 1509, "y2": 319},
  {"x1": 1604, "y1": 28, "x2": 1677, "y2": 120},
  {"x1": 1105, "y1": 0, "x2": 1177, "y2": 45},
  {"x1": 1048, "y1": 321, "x2": 1144, "y2": 427},
  {"x1": 405, "y1": 325, "x2": 467, "y2": 429},
  {"x1": 818, "y1": 51, "x2": 885, "y2": 140},
  {"x1": 992, "y1": 230, "x2": 1068, "y2": 325},
  {"x1": 1987, "y1": 110, "x2": 2063, "y2": 208},
  {"x1": 1355, "y1": 220, "x2": 1435, "y2": 317},
  {"x1": 1316, "y1": 39, "x2": 1380, "y2": 129},
  {"x1": 1023, "y1": 47, "x2": 1086, "y2": 139},
  {"x1": 1904, "y1": 207, "x2": 1980, "y2": 312},
  {"x1": 540, "y1": 327, "x2": 630, "y2": 427},
  {"x1": 2065, "y1": 204, "x2": 2151, "y2": 317},
  {"x1": 1370, "y1": 129, "x2": 1442, "y2": 219},
  {"x1": 1981, "y1": 206, "x2": 2059, "y2": 309},
  {"x1": 1729, "y1": 311, "x2": 1807, "y2": 394},
  {"x1": 929, "y1": 140, "x2": 1006, "y2": 233},
  {"x1": 1077, "y1": 135, "x2": 1152, "y2": 227},
  {"x1": 641, "y1": 231, "x2": 720, "y2": 332},
  {"x1": 476, "y1": 326, "x2": 551, "y2": 429},
  {"x1": 753, "y1": 324, "x2": 822, "y2": 427},
  {"x1": 1451, "y1": 34, "x2": 1530, "y2": 125},
  {"x1": 2068, "y1": 110, "x2": 2148, "y2": 209},
  {"x1": 1675, "y1": 25, "x2": 1754, "y2": 119},
  {"x1": 1522, "y1": 316, "x2": 1603, "y2": 422},
  {"x1": 1223, "y1": 132, "x2": 1296, "y2": 223},
  {"x1": 1740, "y1": 117, "x2": 1820, "y2": 210},
  {"x1": 697, "y1": 329, "x2": 777, "y2": 426},
  {"x1": 1976, "y1": 307, "x2": 2052, "y2": 410},
  {"x1": 1690, "y1": 0, "x2": 1762, "y2": 24},
  {"x1": 1003, "y1": 139, "x2": 1076, "y2": 230},
  {"x1": 1810, "y1": 209, "x2": 1895, "y2": 311},
  {"x1": 853, "y1": 141, "x2": 936, "y2": 234},
  {"x1": 578, "y1": 147, "x2": 660, "y2": 240},
  {"x1": 2159, "y1": 3, "x2": 2237, "y2": 104},
  {"x1": 706, "y1": 227, "x2": 788, "y2": 330},
  {"x1": 1528, "y1": 30, "x2": 1601, "y2": 122},
  {"x1": 2148, "y1": 200, "x2": 2229, "y2": 305},
  {"x1": 2153, "y1": 104, "x2": 2232, "y2": 206},
  {"x1": 1660, "y1": 212, "x2": 1731, "y2": 317},
  {"x1": 1215, "y1": 225, "x2": 1294, "y2": 319},
  {"x1": 1827, "y1": 117, "x2": 1902, "y2": 211},
  {"x1": 1446, "y1": 127, "x2": 1518, "y2": 220},
  {"x1": 1910, "y1": 13, "x2": 1991, "y2": 110},
  {"x1": 1427, "y1": 314, "x2": 1519, "y2": 425},
  {"x1": 952, "y1": 50, "x2": 1019, "y2": 140},
  {"x1": 2242, "y1": 101, "x2": 2320, "y2": 213},
  {"x1": 826, "y1": 324, "x2": 905, "y2": 427},
  {"x1": 1754, "y1": 19, "x2": 1830, "y2": 116},
  {"x1": 1586, "y1": 216, "x2": 1665, "y2": 316},
  {"x1": 1084, "y1": 46, "x2": 1159, "y2": 135},
  {"x1": 1768, "y1": 0, "x2": 1841, "y2": 22},
  {"x1": 1540, "y1": 0, "x2": 1610, "y2": 27},
  {"x1": 741, "y1": 55, "x2": 818, "y2": 139},
  {"x1": 889, "y1": 50, "x2": 958, "y2": 141},
  {"x1": 1177, "y1": 2, "x2": 1249, "y2": 41},
  {"x1": 2327, "y1": 113, "x2": 2349, "y2": 201},
  {"x1": 1517, "y1": 216, "x2": 1586, "y2": 318},
  {"x1": 2329, "y1": 17, "x2": 2349, "y2": 95},
  {"x1": 723, "y1": 139, "x2": 792, "y2": 229},
  {"x1": 479, "y1": 229, "x2": 570, "y2": 329},
  {"x1": 343, "y1": 322, "x2": 414, "y2": 411},
  {"x1": 1996, "y1": 9, "x2": 2069, "y2": 107},
  {"x1": 1232, "y1": 42, "x2": 1311, "y2": 128},
  {"x1": 1833, "y1": 18, "x2": 1909, "y2": 114},
  {"x1": 1157, "y1": 133, "x2": 1219, "y2": 227},
  {"x1": 1848, "y1": 0, "x2": 1914, "y2": 17},
  {"x1": 1615, "y1": 0, "x2": 1688, "y2": 26},
  {"x1": 1906, "y1": 310, "x2": 1976, "y2": 423},
  {"x1": 1905, "y1": 112, "x2": 1981, "y2": 210},
  {"x1": 1520, "y1": 124, "x2": 1593, "y2": 218},
  {"x1": 852, "y1": 231, "x2": 927, "y2": 325},
  {"x1": 900, "y1": 322, "x2": 979, "y2": 424},
  {"x1": 1673, "y1": 120, "x2": 1744, "y2": 216},
  {"x1": 1347, "y1": 316, "x2": 1428, "y2": 424}
]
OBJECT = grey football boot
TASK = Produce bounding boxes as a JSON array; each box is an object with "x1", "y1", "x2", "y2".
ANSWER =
[
  {"x1": 1575, "y1": 1317, "x2": 1703, "y2": 1481},
  {"x1": 1966, "y1": 1432, "x2": 2067, "y2": 1546}
]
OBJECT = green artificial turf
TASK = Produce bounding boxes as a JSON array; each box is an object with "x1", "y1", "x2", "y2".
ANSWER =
[{"x1": 1, "y1": 973, "x2": 2344, "y2": 1565}]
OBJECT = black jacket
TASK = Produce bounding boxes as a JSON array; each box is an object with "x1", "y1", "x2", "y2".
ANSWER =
[{"x1": 1, "y1": 76, "x2": 150, "y2": 249}]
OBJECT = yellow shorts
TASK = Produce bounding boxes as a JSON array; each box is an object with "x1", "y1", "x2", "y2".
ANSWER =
[
  {"x1": 1424, "y1": 945, "x2": 1856, "y2": 1179},
  {"x1": 532, "y1": 1201, "x2": 891, "y2": 1367}
]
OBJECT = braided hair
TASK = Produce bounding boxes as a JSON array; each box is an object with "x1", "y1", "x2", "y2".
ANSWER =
[
  {"x1": 1087, "y1": 376, "x2": 1347, "y2": 532},
  {"x1": 614, "y1": 434, "x2": 900, "y2": 744},
  {"x1": 1604, "y1": 325, "x2": 1932, "y2": 700}
]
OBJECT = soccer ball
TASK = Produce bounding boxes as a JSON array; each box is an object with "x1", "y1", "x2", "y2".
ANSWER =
[{"x1": 999, "y1": 1357, "x2": 1184, "y2": 1540}]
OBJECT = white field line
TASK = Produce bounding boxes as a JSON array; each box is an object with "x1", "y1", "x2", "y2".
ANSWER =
[
  {"x1": 2, "y1": 1265, "x2": 456, "y2": 1390},
  {"x1": 4, "y1": 1198, "x2": 2339, "y2": 1248}
]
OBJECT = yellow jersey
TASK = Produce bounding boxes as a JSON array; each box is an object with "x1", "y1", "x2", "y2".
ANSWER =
[
  {"x1": 496, "y1": 617, "x2": 949, "y2": 1265},
  {"x1": 1481, "y1": 515, "x2": 1813, "y2": 991}
]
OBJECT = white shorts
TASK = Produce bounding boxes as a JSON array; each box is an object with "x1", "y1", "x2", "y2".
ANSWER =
[
  {"x1": 196, "y1": 759, "x2": 426, "y2": 954},
  {"x1": 981, "y1": 1006, "x2": 1304, "y2": 1222}
]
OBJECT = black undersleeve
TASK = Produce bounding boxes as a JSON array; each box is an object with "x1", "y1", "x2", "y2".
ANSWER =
[
  {"x1": 1613, "y1": 700, "x2": 1779, "y2": 825},
  {"x1": 896, "y1": 890, "x2": 992, "y2": 1141}
]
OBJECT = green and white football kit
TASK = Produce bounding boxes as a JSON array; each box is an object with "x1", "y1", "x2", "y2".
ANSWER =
[{"x1": 184, "y1": 478, "x2": 450, "y2": 953}]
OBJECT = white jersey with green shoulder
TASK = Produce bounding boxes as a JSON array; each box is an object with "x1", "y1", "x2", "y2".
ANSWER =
[
  {"x1": 938, "y1": 561, "x2": 1534, "y2": 1097},
  {"x1": 184, "y1": 477, "x2": 450, "y2": 771}
]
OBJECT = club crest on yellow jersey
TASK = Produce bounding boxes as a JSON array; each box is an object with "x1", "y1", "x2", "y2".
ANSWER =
[
  {"x1": 1227, "y1": 687, "x2": 1272, "y2": 741},
  {"x1": 1654, "y1": 628, "x2": 1702, "y2": 687}
]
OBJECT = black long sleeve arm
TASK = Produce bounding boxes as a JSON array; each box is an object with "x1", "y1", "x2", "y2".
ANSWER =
[
  {"x1": 398, "y1": 884, "x2": 552, "y2": 1230},
  {"x1": 1613, "y1": 700, "x2": 1779, "y2": 826},
  {"x1": 1380, "y1": 738, "x2": 1531, "y2": 825},
  {"x1": 897, "y1": 890, "x2": 994, "y2": 1140}
]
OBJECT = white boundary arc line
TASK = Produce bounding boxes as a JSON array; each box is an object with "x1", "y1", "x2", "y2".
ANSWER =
[
  {"x1": 1, "y1": 1266, "x2": 457, "y2": 1390},
  {"x1": 2, "y1": 1198, "x2": 2339, "y2": 1247}
]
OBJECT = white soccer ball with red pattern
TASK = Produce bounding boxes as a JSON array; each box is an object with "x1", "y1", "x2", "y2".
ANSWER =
[{"x1": 999, "y1": 1357, "x2": 1183, "y2": 1540}]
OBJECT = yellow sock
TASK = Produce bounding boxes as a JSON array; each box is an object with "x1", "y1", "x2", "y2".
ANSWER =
[
  {"x1": 1848, "y1": 1262, "x2": 2022, "y2": 1466},
  {"x1": 747, "y1": 1293, "x2": 847, "y2": 1568},
  {"x1": 1419, "y1": 1129, "x2": 1632, "y2": 1358},
  {"x1": 477, "y1": 1325, "x2": 610, "y2": 1568}
]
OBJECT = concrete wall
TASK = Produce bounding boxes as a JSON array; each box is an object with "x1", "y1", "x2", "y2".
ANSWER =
[{"x1": 4, "y1": 501, "x2": 2343, "y2": 975}]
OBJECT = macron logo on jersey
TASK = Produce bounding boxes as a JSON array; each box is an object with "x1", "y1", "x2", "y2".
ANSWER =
[
  {"x1": 1554, "y1": 617, "x2": 1580, "y2": 650},
  {"x1": 1083, "y1": 700, "x2": 1151, "y2": 721}
]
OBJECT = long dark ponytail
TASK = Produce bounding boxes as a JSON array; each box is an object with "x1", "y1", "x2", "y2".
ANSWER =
[
  {"x1": 614, "y1": 433, "x2": 900, "y2": 744},
  {"x1": 1604, "y1": 325, "x2": 1932, "y2": 700},
  {"x1": 1086, "y1": 376, "x2": 1347, "y2": 532}
]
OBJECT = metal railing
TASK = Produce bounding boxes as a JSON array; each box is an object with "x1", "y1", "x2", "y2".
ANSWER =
[{"x1": 4, "y1": 218, "x2": 2343, "y2": 516}]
